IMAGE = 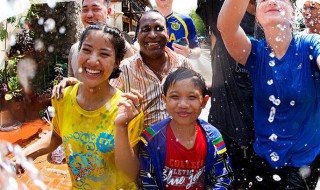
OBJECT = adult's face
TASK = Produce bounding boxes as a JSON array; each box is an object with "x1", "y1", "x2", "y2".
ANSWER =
[
  {"x1": 138, "y1": 12, "x2": 168, "y2": 59},
  {"x1": 81, "y1": 0, "x2": 109, "y2": 28},
  {"x1": 303, "y1": 1, "x2": 320, "y2": 28}
]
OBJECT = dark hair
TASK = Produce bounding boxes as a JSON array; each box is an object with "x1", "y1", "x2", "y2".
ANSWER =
[
  {"x1": 82, "y1": 0, "x2": 110, "y2": 7},
  {"x1": 163, "y1": 67, "x2": 208, "y2": 97},
  {"x1": 136, "y1": 10, "x2": 168, "y2": 33},
  {"x1": 78, "y1": 22, "x2": 126, "y2": 79}
]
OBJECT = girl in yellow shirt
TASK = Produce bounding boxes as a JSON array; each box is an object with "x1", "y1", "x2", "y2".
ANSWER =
[{"x1": 20, "y1": 23, "x2": 144, "y2": 189}]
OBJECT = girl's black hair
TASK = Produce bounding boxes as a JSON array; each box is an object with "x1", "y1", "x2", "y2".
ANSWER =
[
  {"x1": 163, "y1": 67, "x2": 208, "y2": 97},
  {"x1": 78, "y1": 22, "x2": 126, "y2": 79}
]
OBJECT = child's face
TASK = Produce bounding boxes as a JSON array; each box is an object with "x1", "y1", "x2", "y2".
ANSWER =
[
  {"x1": 256, "y1": 0, "x2": 294, "y2": 28},
  {"x1": 163, "y1": 78, "x2": 209, "y2": 127},
  {"x1": 78, "y1": 30, "x2": 116, "y2": 88}
]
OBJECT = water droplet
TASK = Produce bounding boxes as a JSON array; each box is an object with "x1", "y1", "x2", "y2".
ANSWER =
[
  {"x1": 47, "y1": 0, "x2": 57, "y2": 8},
  {"x1": 290, "y1": 100, "x2": 295, "y2": 106},
  {"x1": 17, "y1": 58, "x2": 37, "y2": 94},
  {"x1": 59, "y1": 26, "x2": 66, "y2": 34},
  {"x1": 270, "y1": 152, "x2": 279, "y2": 162},
  {"x1": 299, "y1": 166, "x2": 311, "y2": 179},
  {"x1": 269, "y1": 52, "x2": 275, "y2": 58},
  {"x1": 267, "y1": 79, "x2": 274, "y2": 85},
  {"x1": 280, "y1": 10, "x2": 286, "y2": 16},
  {"x1": 275, "y1": 36, "x2": 281, "y2": 42},
  {"x1": 297, "y1": 63, "x2": 302, "y2": 70},
  {"x1": 78, "y1": 67, "x2": 83, "y2": 73},
  {"x1": 48, "y1": 45, "x2": 54, "y2": 52},
  {"x1": 269, "y1": 95, "x2": 275, "y2": 102},
  {"x1": 38, "y1": 17, "x2": 44, "y2": 25},
  {"x1": 309, "y1": 55, "x2": 314, "y2": 60},
  {"x1": 273, "y1": 174, "x2": 281, "y2": 181},
  {"x1": 147, "y1": 173, "x2": 152, "y2": 178},
  {"x1": 256, "y1": 176, "x2": 263, "y2": 182},
  {"x1": 268, "y1": 107, "x2": 276, "y2": 123},
  {"x1": 274, "y1": 99, "x2": 281, "y2": 106},
  {"x1": 310, "y1": 46, "x2": 314, "y2": 50},
  {"x1": 44, "y1": 18, "x2": 56, "y2": 32},
  {"x1": 269, "y1": 60, "x2": 275, "y2": 67},
  {"x1": 89, "y1": 88, "x2": 94, "y2": 93},
  {"x1": 34, "y1": 39, "x2": 44, "y2": 51},
  {"x1": 305, "y1": 144, "x2": 308, "y2": 147},
  {"x1": 9, "y1": 34, "x2": 16, "y2": 46},
  {"x1": 269, "y1": 134, "x2": 278, "y2": 142}
]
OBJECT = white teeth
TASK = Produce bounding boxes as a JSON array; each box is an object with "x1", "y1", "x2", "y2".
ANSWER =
[
  {"x1": 86, "y1": 68, "x2": 100, "y2": 74},
  {"x1": 148, "y1": 42, "x2": 158, "y2": 46}
]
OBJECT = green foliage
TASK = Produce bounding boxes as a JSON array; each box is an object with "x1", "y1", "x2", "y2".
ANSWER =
[
  {"x1": 0, "y1": 58, "x2": 23, "y2": 101},
  {"x1": 189, "y1": 9, "x2": 207, "y2": 36}
]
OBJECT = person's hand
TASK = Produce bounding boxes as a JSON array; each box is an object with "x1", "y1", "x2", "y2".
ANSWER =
[
  {"x1": 115, "y1": 89, "x2": 142, "y2": 128},
  {"x1": 172, "y1": 38, "x2": 191, "y2": 57},
  {"x1": 10, "y1": 156, "x2": 25, "y2": 175},
  {"x1": 51, "y1": 77, "x2": 79, "y2": 99}
]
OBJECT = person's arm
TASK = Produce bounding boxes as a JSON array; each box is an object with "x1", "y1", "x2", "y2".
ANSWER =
[
  {"x1": 172, "y1": 39, "x2": 201, "y2": 59},
  {"x1": 139, "y1": 140, "x2": 159, "y2": 189},
  {"x1": 22, "y1": 131, "x2": 62, "y2": 162},
  {"x1": 213, "y1": 153, "x2": 234, "y2": 189},
  {"x1": 124, "y1": 41, "x2": 136, "y2": 59},
  {"x1": 67, "y1": 46, "x2": 75, "y2": 78},
  {"x1": 114, "y1": 89, "x2": 143, "y2": 181},
  {"x1": 217, "y1": 0, "x2": 252, "y2": 65}
]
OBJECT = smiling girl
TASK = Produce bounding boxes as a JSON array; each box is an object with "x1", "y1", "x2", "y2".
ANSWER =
[{"x1": 20, "y1": 23, "x2": 144, "y2": 189}]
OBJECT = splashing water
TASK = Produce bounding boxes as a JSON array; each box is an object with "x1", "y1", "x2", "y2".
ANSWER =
[
  {"x1": 267, "y1": 79, "x2": 274, "y2": 85},
  {"x1": 38, "y1": 17, "x2": 44, "y2": 25},
  {"x1": 268, "y1": 107, "x2": 276, "y2": 123},
  {"x1": 269, "y1": 52, "x2": 275, "y2": 58},
  {"x1": 309, "y1": 55, "x2": 314, "y2": 60},
  {"x1": 299, "y1": 166, "x2": 311, "y2": 179},
  {"x1": 17, "y1": 58, "x2": 37, "y2": 94},
  {"x1": 272, "y1": 174, "x2": 281, "y2": 181},
  {"x1": 59, "y1": 26, "x2": 66, "y2": 34},
  {"x1": 290, "y1": 100, "x2": 295, "y2": 106},
  {"x1": 269, "y1": 134, "x2": 278, "y2": 142},
  {"x1": 44, "y1": 18, "x2": 55, "y2": 32},
  {"x1": 0, "y1": 141, "x2": 47, "y2": 190},
  {"x1": 34, "y1": 39, "x2": 44, "y2": 51},
  {"x1": 269, "y1": 60, "x2": 275, "y2": 67},
  {"x1": 48, "y1": 46, "x2": 54, "y2": 52},
  {"x1": 9, "y1": 34, "x2": 17, "y2": 46},
  {"x1": 255, "y1": 176, "x2": 263, "y2": 182},
  {"x1": 270, "y1": 152, "x2": 280, "y2": 162},
  {"x1": 47, "y1": 0, "x2": 57, "y2": 9}
]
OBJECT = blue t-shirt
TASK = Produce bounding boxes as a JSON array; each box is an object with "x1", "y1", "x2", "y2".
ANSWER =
[
  {"x1": 166, "y1": 12, "x2": 200, "y2": 49},
  {"x1": 246, "y1": 34, "x2": 320, "y2": 168}
]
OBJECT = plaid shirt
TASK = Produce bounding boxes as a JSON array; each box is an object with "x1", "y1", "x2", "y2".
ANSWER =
[{"x1": 110, "y1": 47, "x2": 192, "y2": 128}]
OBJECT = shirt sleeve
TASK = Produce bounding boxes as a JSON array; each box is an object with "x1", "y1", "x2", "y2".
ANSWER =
[
  {"x1": 186, "y1": 16, "x2": 200, "y2": 48},
  {"x1": 139, "y1": 141, "x2": 159, "y2": 189}
]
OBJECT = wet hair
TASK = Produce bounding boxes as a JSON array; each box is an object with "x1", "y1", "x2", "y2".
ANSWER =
[
  {"x1": 78, "y1": 22, "x2": 126, "y2": 79},
  {"x1": 82, "y1": 0, "x2": 110, "y2": 7},
  {"x1": 163, "y1": 67, "x2": 208, "y2": 98}
]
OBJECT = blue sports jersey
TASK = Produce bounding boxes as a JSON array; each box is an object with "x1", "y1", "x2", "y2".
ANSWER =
[
  {"x1": 245, "y1": 34, "x2": 320, "y2": 168},
  {"x1": 166, "y1": 12, "x2": 200, "y2": 49}
]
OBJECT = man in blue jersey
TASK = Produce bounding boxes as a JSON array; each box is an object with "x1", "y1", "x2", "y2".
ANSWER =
[{"x1": 155, "y1": 0, "x2": 201, "y2": 59}]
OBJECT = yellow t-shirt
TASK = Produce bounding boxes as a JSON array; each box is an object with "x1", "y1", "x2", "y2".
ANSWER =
[{"x1": 52, "y1": 83, "x2": 144, "y2": 189}]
